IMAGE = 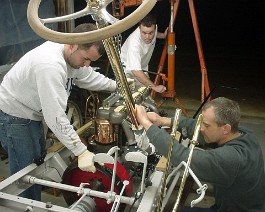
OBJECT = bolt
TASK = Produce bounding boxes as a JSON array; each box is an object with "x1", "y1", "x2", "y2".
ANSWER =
[{"x1": 46, "y1": 202, "x2": 53, "y2": 208}]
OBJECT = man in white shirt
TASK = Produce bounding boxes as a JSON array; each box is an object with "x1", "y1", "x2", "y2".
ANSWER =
[{"x1": 120, "y1": 13, "x2": 167, "y2": 94}]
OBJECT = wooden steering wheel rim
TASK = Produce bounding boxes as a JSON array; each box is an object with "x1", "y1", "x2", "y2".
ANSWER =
[{"x1": 27, "y1": 0, "x2": 156, "y2": 44}]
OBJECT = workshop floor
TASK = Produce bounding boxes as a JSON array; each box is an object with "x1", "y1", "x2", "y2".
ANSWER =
[{"x1": 0, "y1": 43, "x2": 264, "y2": 211}]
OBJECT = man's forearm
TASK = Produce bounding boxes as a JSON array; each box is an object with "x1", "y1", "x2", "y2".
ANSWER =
[{"x1": 132, "y1": 70, "x2": 154, "y2": 87}]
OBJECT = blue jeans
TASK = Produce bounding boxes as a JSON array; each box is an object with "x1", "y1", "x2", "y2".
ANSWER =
[{"x1": 0, "y1": 111, "x2": 46, "y2": 200}]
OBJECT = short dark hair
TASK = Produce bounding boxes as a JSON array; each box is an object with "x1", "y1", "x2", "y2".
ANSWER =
[
  {"x1": 72, "y1": 23, "x2": 105, "y2": 55},
  {"x1": 202, "y1": 97, "x2": 240, "y2": 132},
  {"x1": 139, "y1": 13, "x2": 157, "y2": 27}
]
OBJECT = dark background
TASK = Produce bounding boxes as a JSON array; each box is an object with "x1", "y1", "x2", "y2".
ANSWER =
[{"x1": 145, "y1": 0, "x2": 265, "y2": 108}]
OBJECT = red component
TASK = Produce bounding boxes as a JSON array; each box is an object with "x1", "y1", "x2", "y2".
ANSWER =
[{"x1": 62, "y1": 161, "x2": 133, "y2": 212}]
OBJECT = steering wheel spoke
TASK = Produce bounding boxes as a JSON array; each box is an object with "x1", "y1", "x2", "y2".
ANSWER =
[
  {"x1": 96, "y1": 9, "x2": 119, "y2": 24},
  {"x1": 42, "y1": 7, "x2": 95, "y2": 24}
]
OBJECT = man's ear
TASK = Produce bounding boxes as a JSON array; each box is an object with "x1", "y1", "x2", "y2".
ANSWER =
[
  {"x1": 70, "y1": 44, "x2": 78, "y2": 52},
  {"x1": 223, "y1": 124, "x2": 232, "y2": 135}
]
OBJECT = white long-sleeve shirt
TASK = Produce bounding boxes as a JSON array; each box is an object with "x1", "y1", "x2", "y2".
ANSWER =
[
  {"x1": 120, "y1": 26, "x2": 157, "y2": 87},
  {"x1": 0, "y1": 41, "x2": 116, "y2": 156}
]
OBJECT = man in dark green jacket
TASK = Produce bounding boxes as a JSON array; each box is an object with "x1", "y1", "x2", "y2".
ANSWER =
[{"x1": 135, "y1": 97, "x2": 265, "y2": 211}]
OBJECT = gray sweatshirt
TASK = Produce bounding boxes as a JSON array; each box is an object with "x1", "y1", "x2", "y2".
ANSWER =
[{"x1": 0, "y1": 41, "x2": 116, "y2": 156}]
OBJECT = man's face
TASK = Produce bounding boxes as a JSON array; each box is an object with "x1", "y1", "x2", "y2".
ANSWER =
[
  {"x1": 200, "y1": 107, "x2": 226, "y2": 145},
  {"x1": 66, "y1": 45, "x2": 101, "y2": 69},
  {"x1": 139, "y1": 24, "x2": 156, "y2": 44}
]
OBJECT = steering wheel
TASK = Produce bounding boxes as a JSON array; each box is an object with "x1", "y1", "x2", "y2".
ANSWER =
[{"x1": 27, "y1": 0, "x2": 156, "y2": 44}]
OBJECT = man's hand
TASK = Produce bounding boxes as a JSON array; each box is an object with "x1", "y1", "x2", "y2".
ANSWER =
[
  {"x1": 135, "y1": 105, "x2": 153, "y2": 130},
  {"x1": 156, "y1": 27, "x2": 168, "y2": 39},
  {"x1": 135, "y1": 105, "x2": 171, "y2": 130},
  {"x1": 151, "y1": 84, "x2": 166, "y2": 93},
  {"x1": 78, "y1": 150, "x2": 96, "y2": 173},
  {"x1": 147, "y1": 112, "x2": 171, "y2": 127}
]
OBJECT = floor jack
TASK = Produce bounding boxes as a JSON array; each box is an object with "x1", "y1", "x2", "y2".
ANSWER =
[{"x1": 151, "y1": 0, "x2": 211, "y2": 117}]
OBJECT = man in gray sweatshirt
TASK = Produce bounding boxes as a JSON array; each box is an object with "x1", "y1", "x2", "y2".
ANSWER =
[{"x1": 0, "y1": 23, "x2": 116, "y2": 200}]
